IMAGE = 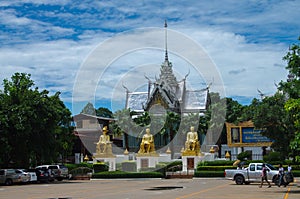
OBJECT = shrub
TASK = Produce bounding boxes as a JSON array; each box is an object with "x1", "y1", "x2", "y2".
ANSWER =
[
  {"x1": 69, "y1": 167, "x2": 93, "y2": 176},
  {"x1": 93, "y1": 163, "x2": 109, "y2": 173},
  {"x1": 161, "y1": 161, "x2": 181, "y2": 171},
  {"x1": 237, "y1": 151, "x2": 252, "y2": 161},
  {"x1": 263, "y1": 152, "x2": 284, "y2": 162},
  {"x1": 65, "y1": 163, "x2": 93, "y2": 171},
  {"x1": 166, "y1": 161, "x2": 182, "y2": 168},
  {"x1": 116, "y1": 163, "x2": 122, "y2": 171}
]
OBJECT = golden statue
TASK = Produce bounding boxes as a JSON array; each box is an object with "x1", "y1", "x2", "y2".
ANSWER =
[
  {"x1": 96, "y1": 126, "x2": 112, "y2": 154},
  {"x1": 138, "y1": 128, "x2": 156, "y2": 154},
  {"x1": 182, "y1": 126, "x2": 201, "y2": 156}
]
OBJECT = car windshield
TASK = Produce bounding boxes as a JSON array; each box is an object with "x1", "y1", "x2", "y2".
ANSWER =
[{"x1": 266, "y1": 163, "x2": 276, "y2": 170}]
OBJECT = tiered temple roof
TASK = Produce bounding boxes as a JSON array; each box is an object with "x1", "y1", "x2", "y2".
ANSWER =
[{"x1": 125, "y1": 22, "x2": 209, "y2": 114}]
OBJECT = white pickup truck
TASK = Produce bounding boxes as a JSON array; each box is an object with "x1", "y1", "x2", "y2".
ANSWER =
[{"x1": 224, "y1": 163, "x2": 278, "y2": 185}]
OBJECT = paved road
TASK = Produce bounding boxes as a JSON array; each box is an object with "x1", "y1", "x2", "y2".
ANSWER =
[{"x1": 0, "y1": 177, "x2": 299, "y2": 199}]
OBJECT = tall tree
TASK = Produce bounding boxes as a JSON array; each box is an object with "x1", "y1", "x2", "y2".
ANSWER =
[
  {"x1": 112, "y1": 108, "x2": 141, "y2": 151},
  {"x1": 280, "y1": 37, "x2": 300, "y2": 162},
  {"x1": 96, "y1": 107, "x2": 113, "y2": 118},
  {"x1": 252, "y1": 93, "x2": 294, "y2": 160},
  {"x1": 279, "y1": 37, "x2": 300, "y2": 99},
  {"x1": 285, "y1": 99, "x2": 300, "y2": 162},
  {"x1": 0, "y1": 73, "x2": 74, "y2": 167}
]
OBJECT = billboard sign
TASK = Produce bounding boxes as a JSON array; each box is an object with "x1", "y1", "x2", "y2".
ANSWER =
[{"x1": 226, "y1": 121, "x2": 273, "y2": 147}]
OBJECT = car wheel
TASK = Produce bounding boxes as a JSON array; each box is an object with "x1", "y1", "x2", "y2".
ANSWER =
[
  {"x1": 5, "y1": 179, "x2": 13, "y2": 186},
  {"x1": 235, "y1": 175, "x2": 244, "y2": 185}
]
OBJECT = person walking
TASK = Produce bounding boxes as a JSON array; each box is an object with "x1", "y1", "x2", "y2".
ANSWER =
[{"x1": 259, "y1": 163, "x2": 271, "y2": 188}]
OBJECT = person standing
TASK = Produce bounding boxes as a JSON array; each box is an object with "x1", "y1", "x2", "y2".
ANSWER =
[
  {"x1": 259, "y1": 163, "x2": 271, "y2": 188},
  {"x1": 287, "y1": 164, "x2": 292, "y2": 173},
  {"x1": 278, "y1": 163, "x2": 285, "y2": 187}
]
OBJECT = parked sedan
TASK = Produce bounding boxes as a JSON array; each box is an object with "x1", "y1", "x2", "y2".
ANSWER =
[
  {"x1": 20, "y1": 169, "x2": 37, "y2": 182},
  {"x1": 15, "y1": 169, "x2": 31, "y2": 183}
]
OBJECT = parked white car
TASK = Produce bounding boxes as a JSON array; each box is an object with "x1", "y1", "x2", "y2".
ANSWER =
[
  {"x1": 20, "y1": 169, "x2": 37, "y2": 182},
  {"x1": 15, "y1": 169, "x2": 31, "y2": 183}
]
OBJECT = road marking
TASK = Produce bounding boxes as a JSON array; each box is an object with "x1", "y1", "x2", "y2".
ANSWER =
[
  {"x1": 284, "y1": 188, "x2": 291, "y2": 199},
  {"x1": 176, "y1": 183, "x2": 229, "y2": 199}
]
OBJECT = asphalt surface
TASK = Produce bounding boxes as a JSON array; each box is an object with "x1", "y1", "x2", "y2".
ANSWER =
[{"x1": 0, "y1": 177, "x2": 299, "y2": 199}]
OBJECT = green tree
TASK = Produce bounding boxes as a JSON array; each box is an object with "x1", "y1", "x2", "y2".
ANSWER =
[
  {"x1": 280, "y1": 37, "x2": 300, "y2": 162},
  {"x1": 225, "y1": 98, "x2": 243, "y2": 123},
  {"x1": 252, "y1": 93, "x2": 293, "y2": 160},
  {"x1": 0, "y1": 73, "x2": 74, "y2": 168},
  {"x1": 162, "y1": 112, "x2": 181, "y2": 157},
  {"x1": 279, "y1": 37, "x2": 300, "y2": 99},
  {"x1": 112, "y1": 108, "x2": 141, "y2": 150},
  {"x1": 239, "y1": 98, "x2": 261, "y2": 122},
  {"x1": 205, "y1": 92, "x2": 226, "y2": 146},
  {"x1": 285, "y1": 99, "x2": 300, "y2": 162},
  {"x1": 96, "y1": 107, "x2": 113, "y2": 118}
]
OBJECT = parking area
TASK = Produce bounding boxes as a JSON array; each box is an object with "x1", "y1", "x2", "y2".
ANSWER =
[{"x1": 0, "y1": 177, "x2": 299, "y2": 199}]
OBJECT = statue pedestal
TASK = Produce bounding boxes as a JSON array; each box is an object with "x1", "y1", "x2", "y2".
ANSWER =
[
  {"x1": 93, "y1": 153, "x2": 116, "y2": 171},
  {"x1": 181, "y1": 156, "x2": 202, "y2": 172},
  {"x1": 136, "y1": 153, "x2": 159, "y2": 172}
]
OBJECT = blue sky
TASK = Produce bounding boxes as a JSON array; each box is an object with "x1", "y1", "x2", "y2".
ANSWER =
[{"x1": 0, "y1": 0, "x2": 299, "y2": 115}]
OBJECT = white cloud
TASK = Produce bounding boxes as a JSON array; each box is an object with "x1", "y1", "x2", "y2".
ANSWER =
[
  {"x1": 0, "y1": 0, "x2": 299, "y2": 114},
  {"x1": 0, "y1": 38, "x2": 102, "y2": 103},
  {"x1": 198, "y1": 29, "x2": 287, "y2": 97}
]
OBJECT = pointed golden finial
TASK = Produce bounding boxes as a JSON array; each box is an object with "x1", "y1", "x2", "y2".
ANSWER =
[
  {"x1": 124, "y1": 148, "x2": 129, "y2": 155},
  {"x1": 84, "y1": 154, "x2": 89, "y2": 161},
  {"x1": 166, "y1": 147, "x2": 171, "y2": 154},
  {"x1": 225, "y1": 151, "x2": 231, "y2": 159}
]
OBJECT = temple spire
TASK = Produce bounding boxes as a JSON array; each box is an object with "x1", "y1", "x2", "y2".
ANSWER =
[{"x1": 164, "y1": 20, "x2": 169, "y2": 62}]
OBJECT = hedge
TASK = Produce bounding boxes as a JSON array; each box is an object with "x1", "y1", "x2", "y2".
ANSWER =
[
  {"x1": 65, "y1": 163, "x2": 93, "y2": 171},
  {"x1": 198, "y1": 160, "x2": 235, "y2": 166},
  {"x1": 197, "y1": 166, "x2": 236, "y2": 171},
  {"x1": 291, "y1": 170, "x2": 300, "y2": 177},
  {"x1": 194, "y1": 170, "x2": 225, "y2": 177},
  {"x1": 92, "y1": 171, "x2": 164, "y2": 178},
  {"x1": 69, "y1": 167, "x2": 93, "y2": 176}
]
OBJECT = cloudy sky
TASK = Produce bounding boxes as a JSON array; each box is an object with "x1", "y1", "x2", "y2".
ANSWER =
[{"x1": 1, "y1": 0, "x2": 299, "y2": 115}]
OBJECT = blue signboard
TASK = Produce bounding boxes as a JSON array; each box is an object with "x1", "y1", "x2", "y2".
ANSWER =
[{"x1": 242, "y1": 127, "x2": 272, "y2": 143}]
